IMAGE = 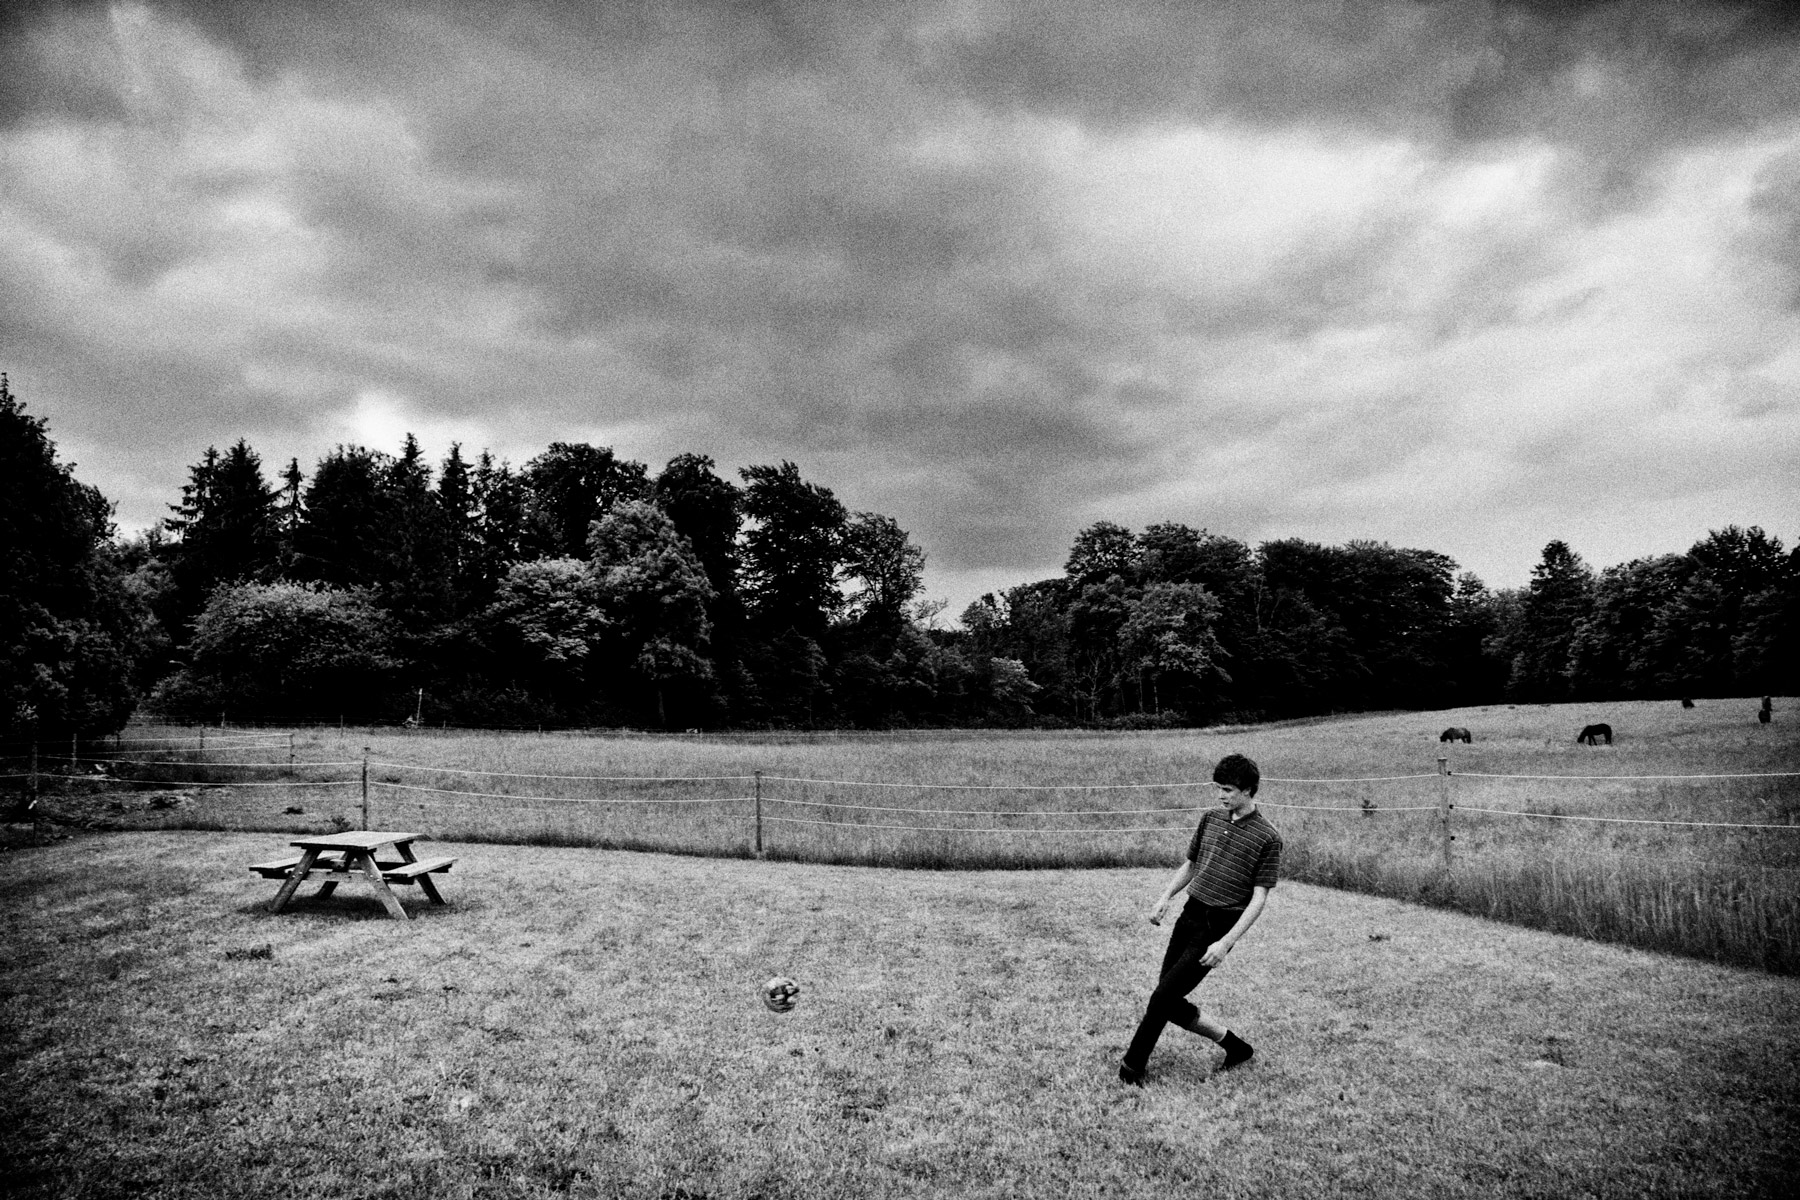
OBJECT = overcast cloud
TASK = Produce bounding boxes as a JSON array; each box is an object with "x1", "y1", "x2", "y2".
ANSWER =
[{"x1": 3, "y1": 0, "x2": 1798, "y2": 616}]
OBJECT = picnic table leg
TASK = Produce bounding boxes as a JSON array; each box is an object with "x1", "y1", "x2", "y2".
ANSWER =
[
  {"x1": 351, "y1": 850, "x2": 412, "y2": 921},
  {"x1": 270, "y1": 848, "x2": 321, "y2": 913},
  {"x1": 415, "y1": 872, "x2": 447, "y2": 906},
  {"x1": 392, "y1": 841, "x2": 447, "y2": 905},
  {"x1": 312, "y1": 853, "x2": 345, "y2": 899}
]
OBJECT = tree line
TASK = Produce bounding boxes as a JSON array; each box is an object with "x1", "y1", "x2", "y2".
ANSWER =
[
  {"x1": 3, "y1": 374, "x2": 1795, "y2": 738},
  {"x1": 961, "y1": 524, "x2": 1794, "y2": 726}
]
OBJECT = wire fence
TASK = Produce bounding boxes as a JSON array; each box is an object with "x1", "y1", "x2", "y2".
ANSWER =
[
  {"x1": 9, "y1": 735, "x2": 1799, "y2": 971},
  {"x1": 15, "y1": 745, "x2": 1798, "y2": 853},
  {"x1": 12, "y1": 741, "x2": 1800, "y2": 833}
]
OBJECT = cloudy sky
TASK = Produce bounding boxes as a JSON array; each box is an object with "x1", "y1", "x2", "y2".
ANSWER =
[{"x1": 4, "y1": 0, "x2": 1798, "y2": 617}]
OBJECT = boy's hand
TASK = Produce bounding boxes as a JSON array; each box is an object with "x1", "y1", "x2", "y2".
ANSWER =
[
  {"x1": 1199, "y1": 940, "x2": 1232, "y2": 968},
  {"x1": 1148, "y1": 897, "x2": 1171, "y2": 925}
]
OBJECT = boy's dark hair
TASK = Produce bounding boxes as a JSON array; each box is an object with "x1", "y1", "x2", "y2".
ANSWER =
[{"x1": 1213, "y1": 753, "x2": 1260, "y2": 796}]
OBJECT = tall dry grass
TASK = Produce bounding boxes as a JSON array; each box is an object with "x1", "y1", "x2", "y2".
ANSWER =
[{"x1": 40, "y1": 696, "x2": 1800, "y2": 971}]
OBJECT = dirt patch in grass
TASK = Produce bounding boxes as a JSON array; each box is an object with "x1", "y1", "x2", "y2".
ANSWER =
[{"x1": 2, "y1": 831, "x2": 1797, "y2": 1198}]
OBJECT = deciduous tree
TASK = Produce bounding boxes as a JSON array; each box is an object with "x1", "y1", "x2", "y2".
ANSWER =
[
  {"x1": 653, "y1": 453, "x2": 743, "y2": 653},
  {"x1": 588, "y1": 500, "x2": 716, "y2": 726},
  {"x1": 842, "y1": 511, "x2": 926, "y2": 634},
  {"x1": 739, "y1": 461, "x2": 847, "y2": 638},
  {"x1": 524, "y1": 442, "x2": 649, "y2": 559},
  {"x1": 1119, "y1": 581, "x2": 1227, "y2": 715},
  {"x1": 480, "y1": 558, "x2": 613, "y2": 717},
  {"x1": 1065, "y1": 521, "x2": 1139, "y2": 586}
]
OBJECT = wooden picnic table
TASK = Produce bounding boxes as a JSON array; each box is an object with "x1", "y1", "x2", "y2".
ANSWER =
[{"x1": 249, "y1": 831, "x2": 455, "y2": 921}]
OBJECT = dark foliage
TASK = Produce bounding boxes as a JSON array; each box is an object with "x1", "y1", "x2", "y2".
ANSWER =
[
  {"x1": 523, "y1": 442, "x2": 650, "y2": 559},
  {"x1": 76, "y1": 405, "x2": 1785, "y2": 730},
  {"x1": 0, "y1": 375, "x2": 141, "y2": 739},
  {"x1": 162, "y1": 439, "x2": 281, "y2": 636}
]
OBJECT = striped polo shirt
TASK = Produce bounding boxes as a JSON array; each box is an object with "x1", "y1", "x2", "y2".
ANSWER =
[{"x1": 1184, "y1": 807, "x2": 1282, "y2": 908}]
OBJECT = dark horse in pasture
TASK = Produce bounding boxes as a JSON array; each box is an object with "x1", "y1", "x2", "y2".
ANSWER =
[
  {"x1": 1681, "y1": 698, "x2": 1694, "y2": 708},
  {"x1": 1761, "y1": 696, "x2": 1773, "y2": 724},
  {"x1": 1439, "y1": 727, "x2": 1471, "y2": 743},
  {"x1": 1578, "y1": 723, "x2": 1612, "y2": 745}
]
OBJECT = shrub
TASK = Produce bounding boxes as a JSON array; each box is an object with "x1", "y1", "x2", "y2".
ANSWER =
[{"x1": 152, "y1": 582, "x2": 400, "y2": 722}]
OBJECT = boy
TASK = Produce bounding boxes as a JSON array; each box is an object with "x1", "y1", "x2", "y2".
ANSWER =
[{"x1": 1119, "y1": 753, "x2": 1280, "y2": 1086}]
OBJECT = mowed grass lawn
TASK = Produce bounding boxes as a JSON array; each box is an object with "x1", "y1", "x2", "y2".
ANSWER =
[{"x1": 2, "y1": 832, "x2": 1796, "y2": 1198}]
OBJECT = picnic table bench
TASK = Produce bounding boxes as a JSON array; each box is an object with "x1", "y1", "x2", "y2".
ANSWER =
[{"x1": 250, "y1": 831, "x2": 454, "y2": 920}]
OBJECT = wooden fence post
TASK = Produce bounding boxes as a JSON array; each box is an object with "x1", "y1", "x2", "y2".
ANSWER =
[
  {"x1": 361, "y1": 747, "x2": 371, "y2": 830},
  {"x1": 70, "y1": 731, "x2": 77, "y2": 770},
  {"x1": 754, "y1": 770, "x2": 764, "y2": 858},
  {"x1": 1437, "y1": 756, "x2": 1454, "y2": 875},
  {"x1": 26, "y1": 739, "x2": 38, "y2": 817},
  {"x1": 288, "y1": 731, "x2": 295, "y2": 768}
]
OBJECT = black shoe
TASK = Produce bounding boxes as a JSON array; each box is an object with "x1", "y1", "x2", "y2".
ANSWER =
[
  {"x1": 1218, "y1": 1032, "x2": 1254, "y2": 1070},
  {"x1": 1117, "y1": 1063, "x2": 1145, "y2": 1088}
]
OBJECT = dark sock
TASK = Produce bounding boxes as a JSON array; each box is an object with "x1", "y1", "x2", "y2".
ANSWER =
[{"x1": 1218, "y1": 1031, "x2": 1254, "y2": 1068}]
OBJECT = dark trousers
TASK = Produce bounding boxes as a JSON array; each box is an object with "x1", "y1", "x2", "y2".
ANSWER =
[{"x1": 1122, "y1": 900, "x2": 1243, "y2": 1072}]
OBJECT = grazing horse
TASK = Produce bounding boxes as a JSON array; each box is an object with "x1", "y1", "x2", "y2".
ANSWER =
[
  {"x1": 1760, "y1": 707, "x2": 1772, "y2": 725},
  {"x1": 1439, "y1": 727, "x2": 1471, "y2": 743},
  {"x1": 1577, "y1": 723, "x2": 1612, "y2": 745}
]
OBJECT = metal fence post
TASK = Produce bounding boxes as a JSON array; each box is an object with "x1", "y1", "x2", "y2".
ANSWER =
[
  {"x1": 754, "y1": 769, "x2": 764, "y2": 858},
  {"x1": 361, "y1": 747, "x2": 371, "y2": 830},
  {"x1": 1437, "y1": 756, "x2": 1454, "y2": 875}
]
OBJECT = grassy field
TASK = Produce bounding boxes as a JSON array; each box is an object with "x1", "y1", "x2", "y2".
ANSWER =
[
  {"x1": 35, "y1": 697, "x2": 1800, "y2": 972},
  {"x1": 1, "y1": 832, "x2": 1795, "y2": 1198}
]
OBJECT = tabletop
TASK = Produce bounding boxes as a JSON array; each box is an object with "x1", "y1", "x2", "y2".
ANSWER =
[{"x1": 289, "y1": 830, "x2": 423, "y2": 853}]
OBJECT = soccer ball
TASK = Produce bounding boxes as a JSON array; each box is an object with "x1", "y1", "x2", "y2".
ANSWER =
[{"x1": 762, "y1": 975, "x2": 799, "y2": 1013}]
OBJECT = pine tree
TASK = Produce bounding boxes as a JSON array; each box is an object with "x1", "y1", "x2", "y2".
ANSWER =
[
  {"x1": 276, "y1": 457, "x2": 305, "y2": 575},
  {"x1": 162, "y1": 439, "x2": 280, "y2": 634},
  {"x1": 384, "y1": 433, "x2": 449, "y2": 630},
  {"x1": 1505, "y1": 540, "x2": 1595, "y2": 701},
  {"x1": 437, "y1": 443, "x2": 480, "y2": 617},
  {"x1": 471, "y1": 451, "x2": 529, "y2": 607},
  {"x1": 293, "y1": 445, "x2": 397, "y2": 589}
]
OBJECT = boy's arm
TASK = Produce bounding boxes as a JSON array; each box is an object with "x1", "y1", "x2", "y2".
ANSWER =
[
  {"x1": 1198, "y1": 885, "x2": 1269, "y2": 968},
  {"x1": 1147, "y1": 859, "x2": 1197, "y2": 925}
]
